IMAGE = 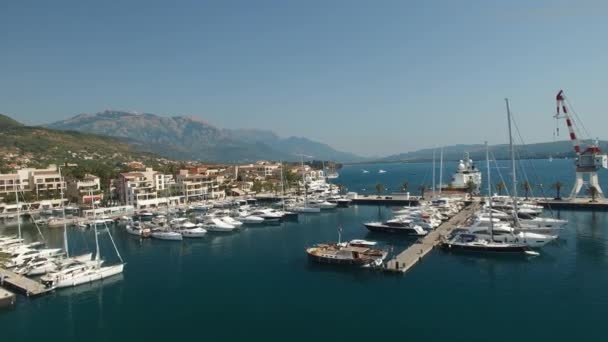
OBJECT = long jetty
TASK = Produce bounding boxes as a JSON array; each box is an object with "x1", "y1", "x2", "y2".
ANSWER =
[
  {"x1": 0, "y1": 267, "x2": 53, "y2": 297},
  {"x1": 384, "y1": 200, "x2": 481, "y2": 274}
]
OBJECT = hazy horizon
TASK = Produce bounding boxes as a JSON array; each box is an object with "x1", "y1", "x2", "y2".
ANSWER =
[{"x1": 2, "y1": 0, "x2": 607, "y2": 157}]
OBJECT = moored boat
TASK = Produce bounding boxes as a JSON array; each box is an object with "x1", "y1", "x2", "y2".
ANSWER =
[
  {"x1": 151, "y1": 229, "x2": 183, "y2": 241},
  {"x1": 306, "y1": 239, "x2": 387, "y2": 267},
  {"x1": 363, "y1": 220, "x2": 427, "y2": 236}
]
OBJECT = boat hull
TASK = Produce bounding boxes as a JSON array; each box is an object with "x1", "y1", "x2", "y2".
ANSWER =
[
  {"x1": 179, "y1": 228, "x2": 207, "y2": 238},
  {"x1": 151, "y1": 232, "x2": 183, "y2": 241},
  {"x1": 53, "y1": 264, "x2": 125, "y2": 289},
  {"x1": 306, "y1": 253, "x2": 374, "y2": 266},
  {"x1": 442, "y1": 242, "x2": 530, "y2": 253}
]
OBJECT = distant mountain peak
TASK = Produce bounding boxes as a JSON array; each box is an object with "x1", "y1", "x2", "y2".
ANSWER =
[{"x1": 46, "y1": 110, "x2": 363, "y2": 162}]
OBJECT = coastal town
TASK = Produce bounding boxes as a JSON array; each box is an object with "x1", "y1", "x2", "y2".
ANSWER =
[
  {"x1": 0, "y1": 158, "x2": 337, "y2": 215},
  {"x1": 2, "y1": 91, "x2": 608, "y2": 308}
]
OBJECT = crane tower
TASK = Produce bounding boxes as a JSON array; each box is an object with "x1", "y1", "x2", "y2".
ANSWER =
[{"x1": 554, "y1": 90, "x2": 607, "y2": 199}]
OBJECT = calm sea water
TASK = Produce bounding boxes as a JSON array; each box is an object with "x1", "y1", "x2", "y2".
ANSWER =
[{"x1": 1, "y1": 160, "x2": 608, "y2": 341}]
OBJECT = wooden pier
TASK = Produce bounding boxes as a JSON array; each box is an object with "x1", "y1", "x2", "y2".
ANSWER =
[
  {"x1": 384, "y1": 200, "x2": 481, "y2": 274},
  {"x1": 0, "y1": 267, "x2": 53, "y2": 297}
]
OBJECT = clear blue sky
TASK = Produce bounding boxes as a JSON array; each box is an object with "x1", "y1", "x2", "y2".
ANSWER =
[{"x1": 1, "y1": 0, "x2": 606, "y2": 156}]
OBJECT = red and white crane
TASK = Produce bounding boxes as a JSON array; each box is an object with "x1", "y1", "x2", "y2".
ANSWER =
[{"x1": 554, "y1": 90, "x2": 607, "y2": 199}]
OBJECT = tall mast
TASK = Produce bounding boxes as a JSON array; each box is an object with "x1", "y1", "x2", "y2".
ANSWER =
[
  {"x1": 280, "y1": 161, "x2": 286, "y2": 211},
  {"x1": 59, "y1": 167, "x2": 69, "y2": 257},
  {"x1": 438, "y1": 147, "x2": 444, "y2": 195},
  {"x1": 15, "y1": 180, "x2": 21, "y2": 240},
  {"x1": 505, "y1": 98, "x2": 520, "y2": 226},
  {"x1": 300, "y1": 155, "x2": 307, "y2": 206},
  {"x1": 485, "y1": 141, "x2": 494, "y2": 241},
  {"x1": 432, "y1": 149, "x2": 436, "y2": 197},
  {"x1": 92, "y1": 188, "x2": 100, "y2": 264}
]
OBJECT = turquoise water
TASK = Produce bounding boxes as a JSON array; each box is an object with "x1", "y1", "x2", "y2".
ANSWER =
[{"x1": 1, "y1": 160, "x2": 608, "y2": 341}]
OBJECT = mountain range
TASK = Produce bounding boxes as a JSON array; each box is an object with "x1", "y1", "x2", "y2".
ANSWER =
[
  {"x1": 46, "y1": 111, "x2": 363, "y2": 162},
  {"x1": 0, "y1": 113, "x2": 160, "y2": 170},
  {"x1": 378, "y1": 140, "x2": 603, "y2": 162},
  {"x1": 3, "y1": 110, "x2": 600, "y2": 165}
]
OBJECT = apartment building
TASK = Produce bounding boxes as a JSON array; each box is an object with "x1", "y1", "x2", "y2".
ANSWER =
[
  {"x1": 117, "y1": 168, "x2": 180, "y2": 208},
  {"x1": 67, "y1": 174, "x2": 103, "y2": 204},
  {"x1": 0, "y1": 165, "x2": 65, "y2": 201}
]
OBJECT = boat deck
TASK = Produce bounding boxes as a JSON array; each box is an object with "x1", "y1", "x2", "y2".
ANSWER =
[
  {"x1": 384, "y1": 200, "x2": 481, "y2": 273},
  {"x1": 0, "y1": 267, "x2": 53, "y2": 297}
]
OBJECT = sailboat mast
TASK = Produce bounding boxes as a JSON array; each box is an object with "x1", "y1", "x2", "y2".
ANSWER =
[
  {"x1": 485, "y1": 141, "x2": 494, "y2": 241},
  {"x1": 301, "y1": 155, "x2": 307, "y2": 205},
  {"x1": 432, "y1": 149, "x2": 436, "y2": 196},
  {"x1": 280, "y1": 161, "x2": 286, "y2": 211},
  {"x1": 15, "y1": 182, "x2": 21, "y2": 240},
  {"x1": 92, "y1": 189, "x2": 100, "y2": 263},
  {"x1": 59, "y1": 167, "x2": 69, "y2": 257},
  {"x1": 505, "y1": 98, "x2": 520, "y2": 226},
  {"x1": 439, "y1": 148, "x2": 444, "y2": 195}
]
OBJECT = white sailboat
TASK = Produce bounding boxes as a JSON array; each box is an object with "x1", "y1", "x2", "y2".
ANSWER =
[
  {"x1": 293, "y1": 154, "x2": 321, "y2": 213},
  {"x1": 443, "y1": 141, "x2": 536, "y2": 255},
  {"x1": 40, "y1": 187, "x2": 125, "y2": 289}
]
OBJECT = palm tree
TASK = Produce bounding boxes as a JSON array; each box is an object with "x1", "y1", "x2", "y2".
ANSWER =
[
  {"x1": 495, "y1": 181, "x2": 506, "y2": 196},
  {"x1": 587, "y1": 186, "x2": 599, "y2": 202},
  {"x1": 521, "y1": 180, "x2": 533, "y2": 200},
  {"x1": 418, "y1": 184, "x2": 428, "y2": 199},
  {"x1": 551, "y1": 181, "x2": 564, "y2": 200},
  {"x1": 375, "y1": 183, "x2": 384, "y2": 197},
  {"x1": 465, "y1": 180, "x2": 477, "y2": 199},
  {"x1": 401, "y1": 181, "x2": 409, "y2": 193}
]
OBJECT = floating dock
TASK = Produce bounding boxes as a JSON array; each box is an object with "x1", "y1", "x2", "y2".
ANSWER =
[
  {"x1": 0, "y1": 287, "x2": 16, "y2": 309},
  {"x1": 0, "y1": 267, "x2": 53, "y2": 297},
  {"x1": 384, "y1": 200, "x2": 481, "y2": 273}
]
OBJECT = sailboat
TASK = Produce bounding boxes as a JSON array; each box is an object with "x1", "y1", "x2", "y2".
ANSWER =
[
  {"x1": 16, "y1": 169, "x2": 95, "y2": 276},
  {"x1": 40, "y1": 187, "x2": 125, "y2": 289},
  {"x1": 292, "y1": 155, "x2": 321, "y2": 213},
  {"x1": 443, "y1": 141, "x2": 536, "y2": 255},
  {"x1": 326, "y1": 162, "x2": 339, "y2": 179}
]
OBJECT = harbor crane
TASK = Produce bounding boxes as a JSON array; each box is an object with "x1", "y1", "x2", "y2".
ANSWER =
[{"x1": 554, "y1": 90, "x2": 607, "y2": 199}]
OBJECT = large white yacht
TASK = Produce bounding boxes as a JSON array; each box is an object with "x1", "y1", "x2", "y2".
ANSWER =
[{"x1": 441, "y1": 154, "x2": 482, "y2": 193}]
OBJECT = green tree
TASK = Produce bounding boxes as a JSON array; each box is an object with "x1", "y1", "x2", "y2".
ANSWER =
[
  {"x1": 251, "y1": 180, "x2": 263, "y2": 193},
  {"x1": 521, "y1": 180, "x2": 533, "y2": 200},
  {"x1": 551, "y1": 181, "x2": 564, "y2": 200},
  {"x1": 587, "y1": 186, "x2": 599, "y2": 202},
  {"x1": 495, "y1": 181, "x2": 506, "y2": 196},
  {"x1": 375, "y1": 183, "x2": 384, "y2": 197},
  {"x1": 465, "y1": 180, "x2": 477, "y2": 199}
]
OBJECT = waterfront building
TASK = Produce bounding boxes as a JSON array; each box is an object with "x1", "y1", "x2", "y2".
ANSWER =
[
  {"x1": 0, "y1": 165, "x2": 65, "y2": 201},
  {"x1": 67, "y1": 174, "x2": 103, "y2": 204}
]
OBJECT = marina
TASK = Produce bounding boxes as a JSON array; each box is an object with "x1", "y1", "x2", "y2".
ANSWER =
[
  {"x1": 384, "y1": 200, "x2": 481, "y2": 273},
  {"x1": 1, "y1": 160, "x2": 607, "y2": 340}
]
